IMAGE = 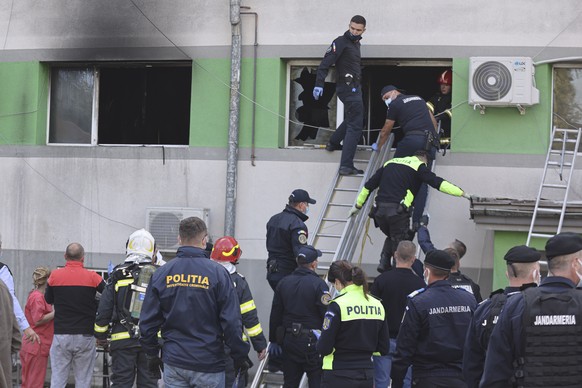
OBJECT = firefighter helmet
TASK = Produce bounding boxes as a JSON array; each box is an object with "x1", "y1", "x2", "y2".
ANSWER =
[
  {"x1": 210, "y1": 236, "x2": 242, "y2": 264},
  {"x1": 438, "y1": 69, "x2": 452, "y2": 85},
  {"x1": 126, "y1": 229, "x2": 156, "y2": 259}
]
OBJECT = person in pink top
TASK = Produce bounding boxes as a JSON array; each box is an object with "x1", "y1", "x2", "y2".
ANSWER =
[{"x1": 20, "y1": 267, "x2": 54, "y2": 388}]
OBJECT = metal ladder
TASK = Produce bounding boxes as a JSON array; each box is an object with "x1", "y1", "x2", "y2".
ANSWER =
[
  {"x1": 526, "y1": 126, "x2": 582, "y2": 245},
  {"x1": 249, "y1": 135, "x2": 394, "y2": 388}
]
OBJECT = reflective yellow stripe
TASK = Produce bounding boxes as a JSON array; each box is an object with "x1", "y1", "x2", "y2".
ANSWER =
[
  {"x1": 94, "y1": 324, "x2": 109, "y2": 333},
  {"x1": 426, "y1": 102, "x2": 435, "y2": 113},
  {"x1": 157, "y1": 331, "x2": 162, "y2": 338},
  {"x1": 439, "y1": 180, "x2": 463, "y2": 196},
  {"x1": 240, "y1": 300, "x2": 256, "y2": 314},
  {"x1": 242, "y1": 333, "x2": 249, "y2": 342},
  {"x1": 246, "y1": 323, "x2": 263, "y2": 337},
  {"x1": 115, "y1": 278, "x2": 134, "y2": 292},
  {"x1": 445, "y1": 108, "x2": 452, "y2": 118},
  {"x1": 356, "y1": 187, "x2": 370, "y2": 208},
  {"x1": 402, "y1": 189, "x2": 415, "y2": 208},
  {"x1": 111, "y1": 332, "x2": 131, "y2": 341},
  {"x1": 322, "y1": 348, "x2": 335, "y2": 370}
]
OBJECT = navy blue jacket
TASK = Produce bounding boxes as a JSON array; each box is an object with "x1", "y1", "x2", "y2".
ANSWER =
[
  {"x1": 139, "y1": 246, "x2": 249, "y2": 373},
  {"x1": 370, "y1": 267, "x2": 426, "y2": 338},
  {"x1": 269, "y1": 266, "x2": 329, "y2": 341},
  {"x1": 391, "y1": 280, "x2": 476, "y2": 388},
  {"x1": 480, "y1": 277, "x2": 576, "y2": 388},
  {"x1": 463, "y1": 286, "x2": 521, "y2": 388},
  {"x1": 266, "y1": 205, "x2": 309, "y2": 273},
  {"x1": 386, "y1": 93, "x2": 434, "y2": 136}
]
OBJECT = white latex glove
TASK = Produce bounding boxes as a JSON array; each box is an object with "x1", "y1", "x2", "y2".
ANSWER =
[{"x1": 348, "y1": 205, "x2": 361, "y2": 218}]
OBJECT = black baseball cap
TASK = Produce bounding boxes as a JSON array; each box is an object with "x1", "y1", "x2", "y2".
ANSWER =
[
  {"x1": 425, "y1": 249, "x2": 455, "y2": 271},
  {"x1": 297, "y1": 245, "x2": 322, "y2": 264},
  {"x1": 504, "y1": 245, "x2": 541, "y2": 263},
  {"x1": 289, "y1": 189, "x2": 316, "y2": 204},
  {"x1": 380, "y1": 85, "x2": 402, "y2": 97},
  {"x1": 545, "y1": 232, "x2": 582, "y2": 260}
]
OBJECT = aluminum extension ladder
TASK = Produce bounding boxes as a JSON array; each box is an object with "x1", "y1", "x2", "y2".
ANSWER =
[
  {"x1": 249, "y1": 135, "x2": 394, "y2": 388},
  {"x1": 526, "y1": 126, "x2": 582, "y2": 246}
]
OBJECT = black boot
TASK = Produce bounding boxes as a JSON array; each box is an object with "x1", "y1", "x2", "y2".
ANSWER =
[{"x1": 377, "y1": 255, "x2": 392, "y2": 273}]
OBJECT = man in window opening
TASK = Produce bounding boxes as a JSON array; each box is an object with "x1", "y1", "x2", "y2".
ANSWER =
[{"x1": 313, "y1": 15, "x2": 367, "y2": 176}]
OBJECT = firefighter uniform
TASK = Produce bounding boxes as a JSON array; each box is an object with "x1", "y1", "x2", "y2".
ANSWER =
[
  {"x1": 317, "y1": 284, "x2": 389, "y2": 388},
  {"x1": 391, "y1": 251, "x2": 476, "y2": 388},
  {"x1": 269, "y1": 246, "x2": 329, "y2": 388},
  {"x1": 95, "y1": 261, "x2": 158, "y2": 388},
  {"x1": 266, "y1": 189, "x2": 315, "y2": 290},
  {"x1": 139, "y1": 246, "x2": 250, "y2": 374},
  {"x1": 427, "y1": 92, "x2": 452, "y2": 139},
  {"x1": 315, "y1": 30, "x2": 364, "y2": 173},
  {"x1": 355, "y1": 155, "x2": 465, "y2": 272}
]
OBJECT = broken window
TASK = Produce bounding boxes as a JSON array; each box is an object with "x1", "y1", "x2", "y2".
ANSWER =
[
  {"x1": 48, "y1": 63, "x2": 192, "y2": 145},
  {"x1": 553, "y1": 66, "x2": 582, "y2": 129}
]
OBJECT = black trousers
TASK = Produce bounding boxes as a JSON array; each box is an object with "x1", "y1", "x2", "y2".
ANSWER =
[
  {"x1": 282, "y1": 333, "x2": 321, "y2": 388},
  {"x1": 374, "y1": 204, "x2": 411, "y2": 263},
  {"x1": 413, "y1": 376, "x2": 467, "y2": 388},
  {"x1": 110, "y1": 346, "x2": 158, "y2": 388},
  {"x1": 321, "y1": 369, "x2": 374, "y2": 388},
  {"x1": 330, "y1": 88, "x2": 363, "y2": 169}
]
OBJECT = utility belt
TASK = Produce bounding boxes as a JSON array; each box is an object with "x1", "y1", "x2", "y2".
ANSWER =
[
  {"x1": 266, "y1": 259, "x2": 295, "y2": 275},
  {"x1": 369, "y1": 202, "x2": 409, "y2": 219},
  {"x1": 343, "y1": 73, "x2": 361, "y2": 87},
  {"x1": 286, "y1": 323, "x2": 312, "y2": 337},
  {"x1": 405, "y1": 129, "x2": 440, "y2": 151}
]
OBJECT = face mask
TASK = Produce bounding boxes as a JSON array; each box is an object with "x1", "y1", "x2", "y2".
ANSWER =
[
  {"x1": 384, "y1": 98, "x2": 392, "y2": 107},
  {"x1": 304, "y1": 205, "x2": 309, "y2": 215},
  {"x1": 577, "y1": 259, "x2": 582, "y2": 287},
  {"x1": 423, "y1": 269, "x2": 429, "y2": 285},
  {"x1": 347, "y1": 32, "x2": 362, "y2": 42}
]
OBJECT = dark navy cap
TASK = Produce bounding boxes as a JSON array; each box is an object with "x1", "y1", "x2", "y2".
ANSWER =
[
  {"x1": 425, "y1": 249, "x2": 455, "y2": 271},
  {"x1": 289, "y1": 189, "x2": 316, "y2": 204},
  {"x1": 545, "y1": 232, "x2": 582, "y2": 260},
  {"x1": 297, "y1": 245, "x2": 322, "y2": 264},
  {"x1": 504, "y1": 245, "x2": 541, "y2": 263},
  {"x1": 380, "y1": 85, "x2": 401, "y2": 97}
]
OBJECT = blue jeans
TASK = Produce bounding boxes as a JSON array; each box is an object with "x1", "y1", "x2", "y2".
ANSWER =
[
  {"x1": 164, "y1": 364, "x2": 225, "y2": 388},
  {"x1": 373, "y1": 338, "x2": 411, "y2": 388}
]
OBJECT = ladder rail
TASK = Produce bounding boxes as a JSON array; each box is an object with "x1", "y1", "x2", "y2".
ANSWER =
[{"x1": 556, "y1": 128, "x2": 581, "y2": 232}]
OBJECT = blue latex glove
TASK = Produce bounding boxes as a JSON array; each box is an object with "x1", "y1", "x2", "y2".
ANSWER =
[
  {"x1": 313, "y1": 87, "x2": 323, "y2": 100},
  {"x1": 269, "y1": 342, "x2": 283, "y2": 357},
  {"x1": 371, "y1": 142, "x2": 378, "y2": 152}
]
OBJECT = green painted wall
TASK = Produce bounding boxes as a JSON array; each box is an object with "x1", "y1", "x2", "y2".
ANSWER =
[
  {"x1": 189, "y1": 58, "x2": 285, "y2": 148},
  {"x1": 451, "y1": 59, "x2": 552, "y2": 154},
  {"x1": 0, "y1": 62, "x2": 48, "y2": 145},
  {"x1": 492, "y1": 231, "x2": 547, "y2": 290}
]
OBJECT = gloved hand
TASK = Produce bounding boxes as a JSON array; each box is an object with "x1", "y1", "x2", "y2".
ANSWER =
[
  {"x1": 419, "y1": 214, "x2": 429, "y2": 227},
  {"x1": 462, "y1": 192, "x2": 471, "y2": 200},
  {"x1": 348, "y1": 205, "x2": 361, "y2": 218},
  {"x1": 233, "y1": 356, "x2": 253, "y2": 376},
  {"x1": 371, "y1": 142, "x2": 379, "y2": 152},
  {"x1": 269, "y1": 342, "x2": 283, "y2": 357},
  {"x1": 146, "y1": 354, "x2": 163, "y2": 379},
  {"x1": 313, "y1": 87, "x2": 324, "y2": 100}
]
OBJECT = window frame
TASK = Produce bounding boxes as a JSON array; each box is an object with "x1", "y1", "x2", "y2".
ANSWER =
[{"x1": 46, "y1": 62, "x2": 192, "y2": 147}]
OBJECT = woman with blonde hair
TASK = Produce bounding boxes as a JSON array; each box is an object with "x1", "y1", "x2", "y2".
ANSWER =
[
  {"x1": 20, "y1": 267, "x2": 54, "y2": 388},
  {"x1": 317, "y1": 260, "x2": 389, "y2": 388}
]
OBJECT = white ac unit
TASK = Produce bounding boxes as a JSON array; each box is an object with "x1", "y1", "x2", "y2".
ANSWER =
[
  {"x1": 469, "y1": 57, "x2": 540, "y2": 107},
  {"x1": 145, "y1": 207, "x2": 210, "y2": 251}
]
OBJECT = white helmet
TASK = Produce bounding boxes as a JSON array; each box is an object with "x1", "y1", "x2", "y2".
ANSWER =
[{"x1": 126, "y1": 229, "x2": 155, "y2": 259}]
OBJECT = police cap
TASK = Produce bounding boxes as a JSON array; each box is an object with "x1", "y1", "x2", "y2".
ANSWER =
[
  {"x1": 297, "y1": 245, "x2": 322, "y2": 264},
  {"x1": 425, "y1": 249, "x2": 454, "y2": 271},
  {"x1": 504, "y1": 245, "x2": 541, "y2": 263},
  {"x1": 289, "y1": 189, "x2": 316, "y2": 204},
  {"x1": 545, "y1": 232, "x2": 582, "y2": 260}
]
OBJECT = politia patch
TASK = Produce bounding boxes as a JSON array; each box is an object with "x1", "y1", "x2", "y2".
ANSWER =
[{"x1": 321, "y1": 292, "x2": 331, "y2": 305}]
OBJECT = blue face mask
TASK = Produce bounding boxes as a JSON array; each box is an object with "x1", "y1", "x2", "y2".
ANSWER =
[
  {"x1": 305, "y1": 205, "x2": 310, "y2": 215},
  {"x1": 384, "y1": 98, "x2": 392, "y2": 107}
]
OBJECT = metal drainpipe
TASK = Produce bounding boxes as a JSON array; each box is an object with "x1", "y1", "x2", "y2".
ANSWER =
[
  {"x1": 241, "y1": 8, "x2": 258, "y2": 166},
  {"x1": 225, "y1": 0, "x2": 241, "y2": 237}
]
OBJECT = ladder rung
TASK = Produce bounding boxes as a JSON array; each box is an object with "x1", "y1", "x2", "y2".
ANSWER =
[
  {"x1": 547, "y1": 161, "x2": 572, "y2": 167},
  {"x1": 329, "y1": 203, "x2": 353, "y2": 207},
  {"x1": 555, "y1": 128, "x2": 581, "y2": 134},
  {"x1": 322, "y1": 218, "x2": 348, "y2": 222},
  {"x1": 536, "y1": 207, "x2": 562, "y2": 213},
  {"x1": 334, "y1": 188, "x2": 358, "y2": 192},
  {"x1": 550, "y1": 150, "x2": 575, "y2": 155},
  {"x1": 320, "y1": 250, "x2": 336, "y2": 254},
  {"x1": 542, "y1": 183, "x2": 568, "y2": 189},
  {"x1": 316, "y1": 233, "x2": 342, "y2": 238},
  {"x1": 353, "y1": 159, "x2": 369, "y2": 163},
  {"x1": 530, "y1": 232, "x2": 554, "y2": 239}
]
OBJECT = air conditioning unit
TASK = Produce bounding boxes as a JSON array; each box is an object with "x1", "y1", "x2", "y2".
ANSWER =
[
  {"x1": 145, "y1": 207, "x2": 210, "y2": 251},
  {"x1": 469, "y1": 57, "x2": 540, "y2": 108}
]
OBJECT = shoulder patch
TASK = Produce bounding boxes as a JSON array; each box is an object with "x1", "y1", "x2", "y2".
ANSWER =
[
  {"x1": 408, "y1": 288, "x2": 425, "y2": 298},
  {"x1": 321, "y1": 292, "x2": 331, "y2": 305},
  {"x1": 298, "y1": 231, "x2": 307, "y2": 244},
  {"x1": 322, "y1": 311, "x2": 335, "y2": 330},
  {"x1": 325, "y1": 45, "x2": 332, "y2": 54}
]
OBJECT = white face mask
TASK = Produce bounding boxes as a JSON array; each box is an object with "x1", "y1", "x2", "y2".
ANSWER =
[
  {"x1": 576, "y1": 259, "x2": 582, "y2": 287},
  {"x1": 304, "y1": 205, "x2": 309, "y2": 215},
  {"x1": 384, "y1": 98, "x2": 392, "y2": 107},
  {"x1": 423, "y1": 269, "x2": 429, "y2": 285}
]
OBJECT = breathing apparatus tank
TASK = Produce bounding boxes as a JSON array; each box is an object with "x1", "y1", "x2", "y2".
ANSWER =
[{"x1": 129, "y1": 264, "x2": 157, "y2": 319}]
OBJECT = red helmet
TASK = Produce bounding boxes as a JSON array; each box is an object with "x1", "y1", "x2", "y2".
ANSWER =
[
  {"x1": 210, "y1": 236, "x2": 242, "y2": 264},
  {"x1": 438, "y1": 69, "x2": 452, "y2": 85}
]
